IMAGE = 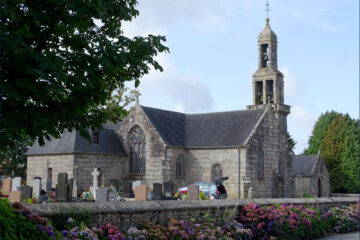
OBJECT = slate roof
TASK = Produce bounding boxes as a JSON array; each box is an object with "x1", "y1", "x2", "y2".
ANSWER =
[
  {"x1": 293, "y1": 155, "x2": 319, "y2": 177},
  {"x1": 141, "y1": 106, "x2": 265, "y2": 148},
  {"x1": 26, "y1": 122, "x2": 125, "y2": 155}
]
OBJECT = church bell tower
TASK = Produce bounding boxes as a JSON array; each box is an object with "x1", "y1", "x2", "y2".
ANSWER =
[{"x1": 247, "y1": 17, "x2": 290, "y2": 133}]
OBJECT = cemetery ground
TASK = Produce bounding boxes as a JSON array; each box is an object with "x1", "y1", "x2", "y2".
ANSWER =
[{"x1": 1, "y1": 173, "x2": 359, "y2": 239}]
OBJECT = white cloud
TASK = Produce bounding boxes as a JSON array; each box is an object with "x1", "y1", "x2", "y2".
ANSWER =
[
  {"x1": 288, "y1": 105, "x2": 316, "y2": 154},
  {"x1": 122, "y1": 0, "x2": 231, "y2": 37},
  {"x1": 280, "y1": 66, "x2": 302, "y2": 99},
  {"x1": 138, "y1": 54, "x2": 214, "y2": 113}
]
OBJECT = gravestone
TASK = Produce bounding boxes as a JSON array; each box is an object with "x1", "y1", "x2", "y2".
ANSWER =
[
  {"x1": 188, "y1": 185, "x2": 199, "y2": 200},
  {"x1": 109, "y1": 179, "x2": 119, "y2": 191},
  {"x1": 152, "y1": 183, "x2": 163, "y2": 200},
  {"x1": 132, "y1": 180, "x2": 141, "y2": 193},
  {"x1": 20, "y1": 185, "x2": 33, "y2": 200},
  {"x1": 135, "y1": 185, "x2": 147, "y2": 201},
  {"x1": 11, "y1": 177, "x2": 22, "y2": 191},
  {"x1": 31, "y1": 179, "x2": 41, "y2": 199},
  {"x1": 164, "y1": 181, "x2": 174, "y2": 198},
  {"x1": 247, "y1": 187, "x2": 254, "y2": 199},
  {"x1": 0, "y1": 175, "x2": 6, "y2": 188},
  {"x1": 109, "y1": 189, "x2": 119, "y2": 200},
  {"x1": 38, "y1": 194, "x2": 49, "y2": 203},
  {"x1": 72, "y1": 164, "x2": 79, "y2": 198},
  {"x1": 67, "y1": 179, "x2": 73, "y2": 201},
  {"x1": 1, "y1": 177, "x2": 12, "y2": 195},
  {"x1": 122, "y1": 181, "x2": 132, "y2": 197},
  {"x1": 90, "y1": 168, "x2": 100, "y2": 199},
  {"x1": 55, "y1": 172, "x2": 68, "y2": 202},
  {"x1": 9, "y1": 191, "x2": 22, "y2": 203},
  {"x1": 95, "y1": 188, "x2": 109, "y2": 203}
]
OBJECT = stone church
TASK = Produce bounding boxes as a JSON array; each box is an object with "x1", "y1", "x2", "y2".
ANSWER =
[{"x1": 26, "y1": 18, "x2": 330, "y2": 199}]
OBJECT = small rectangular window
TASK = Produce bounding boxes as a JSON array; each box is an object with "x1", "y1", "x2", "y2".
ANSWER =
[{"x1": 92, "y1": 132, "x2": 99, "y2": 145}]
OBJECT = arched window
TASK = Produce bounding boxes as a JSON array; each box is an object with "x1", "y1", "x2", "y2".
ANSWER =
[
  {"x1": 256, "y1": 151, "x2": 264, "y2": 180},
  {"x1": 176, "y1": 154, "x2": 185, "y2": 178},
  {"x1": 211, "y1": 163, "x2": 223, "y2": 182},
  {"x1": 129, "y1": 126, "x2": 146, "y2": 174}
]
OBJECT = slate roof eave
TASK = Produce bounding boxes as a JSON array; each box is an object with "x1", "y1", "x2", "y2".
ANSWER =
[{"x1": 293, "y1": 154, "x2": 319, "y2": 177}]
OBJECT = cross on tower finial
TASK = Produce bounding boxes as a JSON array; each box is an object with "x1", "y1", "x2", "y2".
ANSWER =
[{"x1": 265, "y1": 0, "x2": 271, "y2": 19}]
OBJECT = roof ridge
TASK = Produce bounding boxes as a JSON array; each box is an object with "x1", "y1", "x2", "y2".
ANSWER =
[
  {"x1": 187, "y1": 108, "x2": 260, "y2": 116},
  {"x1": 140, "y1": 105, "x2": 186, "y2": 115},
  {"x1": 141, "y1": 105, "x2": 262, "y2": 117}
]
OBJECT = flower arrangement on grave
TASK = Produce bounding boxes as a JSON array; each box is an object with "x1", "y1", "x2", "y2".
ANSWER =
[{"x1": 81, "y1": 191, "x2": 94, "y2": 201}]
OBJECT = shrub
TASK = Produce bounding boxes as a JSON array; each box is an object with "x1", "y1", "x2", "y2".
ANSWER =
[
  {"x1": 0, "y1": 198, "x2": 51, "y2": 240},
  {"x1": 238, "y1": 203, "x2": 325, "y2": 240},
  {"x1": 322, "y1": 203, "x2": 360, "y2": 233}
]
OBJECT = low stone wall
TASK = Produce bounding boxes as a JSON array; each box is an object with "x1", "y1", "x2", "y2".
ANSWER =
[{"x1": 28, "y1": 197, "x2": 359, "y2": 229}]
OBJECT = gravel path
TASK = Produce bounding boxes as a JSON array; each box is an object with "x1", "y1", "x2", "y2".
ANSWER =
[{"x1": 317, "y1": 231, "x2": 359, "y2": 240}]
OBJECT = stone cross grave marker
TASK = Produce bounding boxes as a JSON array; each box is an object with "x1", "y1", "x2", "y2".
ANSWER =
[
  {"x1": 31, "y1": 179, "x2": 41, "y2": 199},
  {"x1": 90, "y1": 168, "x2": 100, "y2": 199},
  {"x1": 122, "y1": 181, "x2": 132, "y2": 198},
  {"x1": 20, "y1": 185, "x2": 33, "y2": 200},
  {"x1": 44, "y1": 160, "x2": 52, "y2": 192},
  {"x1": 109, "y1": 179, "x2": 119, "y2": 191},
  {"x1": 152, "y1": 183, "x2": 163, "y2": 200},
  {"x1": 9, "y1": 191, "x2": 22, "y2": 203},
  {"x1": 11, "y1": 177, "x2": 22, "y2": 191},
  {"x1": 95, "y1": 188, "x2": 109, "y2": 203},
  {"x1": 1, "y1": 177, "x2": 12, "y2": 195},
  {"x1": 101, "y1": 176, "x2": 107, "y2": 187},
  {"x1": 135, "y1": 185, "x2": 147, "y2": 201},
  {"x1": 55, "y1": 172, "x2": 68, "y2": 202},
  {"x1": 164, "y1": 181, "x2": 174, "y2": 198},
  {"x1": 72, "y1": 164, "x2": 79, "y2": 198},
  {"x1": 188, "y1": 185, "x2": 199, "y2": 200}
]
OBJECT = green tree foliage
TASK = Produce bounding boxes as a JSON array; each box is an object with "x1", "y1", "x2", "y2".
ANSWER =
[
  {"x1": 319, "y1": 114, "x2": 360, "y2": 193},
  {"x1": 287, "y1": 132, "x2": 297, "y2": 151},
  {"x1": 1, "y1": 0, "x2": 169, "y2": 150},
  {"x1": 0, "y1": 134, "x2": 33, "y2": 178},
  {"x1": 303, "y1": 111, "x2": 338, "y2": 155},
  {"x1": 321, "y1": 115, "x2": 346, "y2": 192}
]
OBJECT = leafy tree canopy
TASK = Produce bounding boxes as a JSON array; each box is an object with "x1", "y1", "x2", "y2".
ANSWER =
[
  {"x1": 303, "y1": 111, "x2": 338, "y2": 155},
  {"x1": 304, "y1": 111, "x2": 360, "y2": 193},
  {"x1": 1, "y1": 0, "x2": 169, "y2": 149}
]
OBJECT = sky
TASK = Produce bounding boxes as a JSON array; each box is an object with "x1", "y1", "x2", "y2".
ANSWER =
[{"x1": 122, "y1": 0, "x2": 359, "y2": 154}]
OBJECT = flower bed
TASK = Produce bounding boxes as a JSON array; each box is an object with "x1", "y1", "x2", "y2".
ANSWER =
[{"x1": 1, "y1": 198, "x2": 359, "y2": 240}]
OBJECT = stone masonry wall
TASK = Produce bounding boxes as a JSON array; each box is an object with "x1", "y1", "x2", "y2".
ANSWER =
[
  {"x1": 75, "y1": 153, "x2": 126, "y2": 191},
  {"x1": 166, "y1": 147, "x2": 187, "y2": 190},
  {"x1": 27, "y1": 154, "x2": 75, "y2": 190},
  {"x1": 186, "y1": 148, "x2": 239, "y2": 198},
  {"x1": 117, "y1": 105, "x2": 166, "y2": 191},
  {"x1": 245, "y1": 107, "x2": 294, "y2": 198},
  {"x1": 310, "y1": 158, "x2": 330, "y2": 197},
  {"x1": 28, "y1": 197, "x2": 359, "y2": 229}
]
